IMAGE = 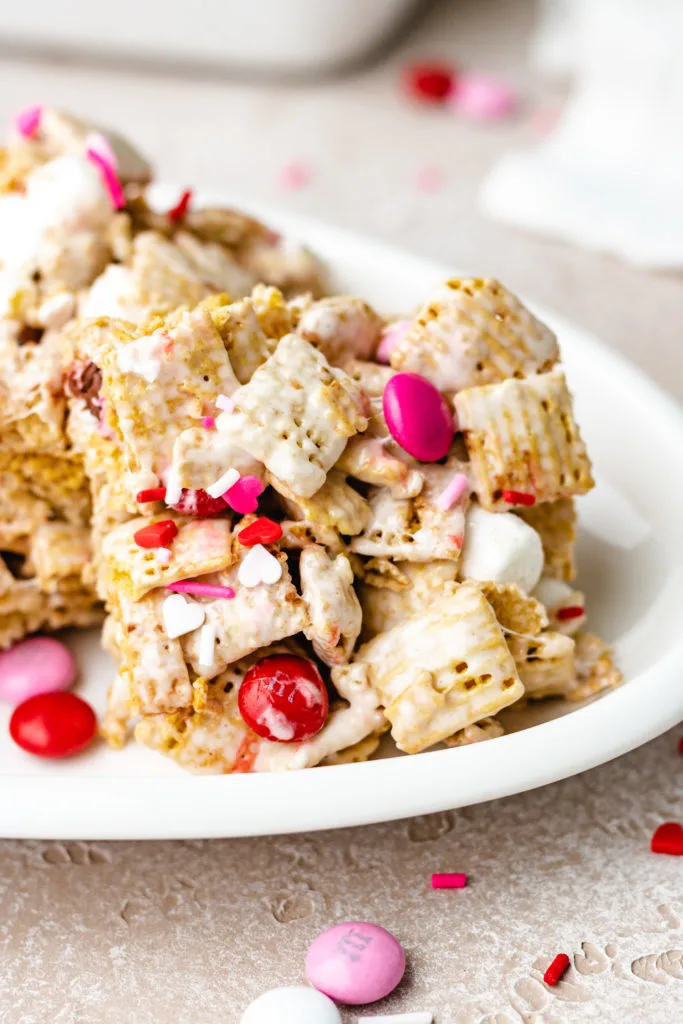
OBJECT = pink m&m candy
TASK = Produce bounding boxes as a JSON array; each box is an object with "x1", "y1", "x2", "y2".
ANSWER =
[
  {"x1": 0, "y1": 636, "x2": 76, "y2": 705},
  {"x1": 449, "y1": 72, "x2": 518, "y2": 121},
  {"x1": 306, "y1": 921, "x2": 406, "y2": 1005},
  {"x1": 383, "y1": 372, "x2": 454, "y2": 461}
]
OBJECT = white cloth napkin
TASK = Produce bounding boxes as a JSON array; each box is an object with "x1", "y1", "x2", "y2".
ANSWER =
[{"x1": 481, "y1": 0, "x2": 683, "y2": 268}]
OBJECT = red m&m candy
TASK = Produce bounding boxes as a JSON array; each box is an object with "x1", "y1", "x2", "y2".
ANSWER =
[
  {"x1": 238, "y1": 655, "x2": 328, "y2": 743},
  {"x1": 10, "y1": 692, "x2": 97, "y2": 758}
]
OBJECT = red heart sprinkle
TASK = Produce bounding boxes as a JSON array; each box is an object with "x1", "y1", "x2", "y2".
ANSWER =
[
  {"x1": 502, "y1": 490, "x2": 536, "y2": 506},
  {"x1": 404, "y1": 63, "x2": 455, "y2": 103},
  {"x1": 136, "y1": 487, "x2": 167, "y2": 503},
  {"x1": 167, "y1": 188, "x2": 192, "y2": 222},
  {"x1": 556, "y1": 605, "x2": 584, "y2": 621},
  {"x1": 133, "y1": 520, "x2": 178, "y2": 549},
  {"x1": 651, "y1": 822, "x2": 683, "y2": 855},
  {"x1": 238, "y1": 517, "x2": 283, "y2": 547}
]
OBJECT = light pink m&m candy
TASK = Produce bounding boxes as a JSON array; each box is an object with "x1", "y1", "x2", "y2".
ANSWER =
[
  {"x1": 449, "y1": 72, "x2": 518, "y2": 121},
  {"x1": 306, "y1": 921, "x2": 406, "y2": 1005},
  {"x1": 383, "y1": 372, "x2": 454, "y2": 462},
  {"x1": 0, "y1": 637, "x2": 76, "y2": 705}
]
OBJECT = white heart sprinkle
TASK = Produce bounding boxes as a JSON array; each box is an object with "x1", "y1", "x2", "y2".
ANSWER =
[
  {"x1": 197, "y1": 622, "x2": 217, "y2": 670},
  {"x1": 117, "y1": 335, "x2": 163, "y2": 383},
  {"x1": 162, "y1": 593, "x2": 205, "y2": 639},
  {"x1": 156, "y1": 547, "x2": 173, "y2": 565},
  {"x1": 206, "y1": 466, "x2": 240, "y2": 499},
  {"x1": 237, "y1": 544, "x2": 283, "y2": 589}
]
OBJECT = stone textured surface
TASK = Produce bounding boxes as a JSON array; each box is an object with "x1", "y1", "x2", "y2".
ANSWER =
[{"x1": 1, "y1": 1, "x2": 682, "y2": 1022}]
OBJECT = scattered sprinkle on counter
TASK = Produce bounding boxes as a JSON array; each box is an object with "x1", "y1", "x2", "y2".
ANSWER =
[
  {"x1": 651, "y1": 822, "x2": 683, "y2": 856},
  {"x1": 543, "y1": 953, "x2": 570, "y2": 987},
  {"x1": 431, "y1": 872, "x2": 467, "y2": 889}
]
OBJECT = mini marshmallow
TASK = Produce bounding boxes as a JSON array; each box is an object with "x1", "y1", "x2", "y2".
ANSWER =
[{"x1": 459, "y1": 504, "x2": 544, "y2": 593}]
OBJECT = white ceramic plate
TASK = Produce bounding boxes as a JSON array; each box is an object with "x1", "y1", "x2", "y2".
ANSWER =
[{"x1": 1, "y1": 192, "x2": 682, "y2": 840}]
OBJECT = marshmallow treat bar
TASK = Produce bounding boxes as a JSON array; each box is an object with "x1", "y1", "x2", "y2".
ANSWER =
[
  {"x1": 0, "y1": 104, "x2": 620, "y2": 771},
  {"x1": 0, "y1": 105, "x2": 327, "y2": 644}
]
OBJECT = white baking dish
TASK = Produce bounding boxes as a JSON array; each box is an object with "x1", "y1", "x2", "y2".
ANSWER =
[{"x1": 0, "y1": 0, "x2": 420, "y2": 73}]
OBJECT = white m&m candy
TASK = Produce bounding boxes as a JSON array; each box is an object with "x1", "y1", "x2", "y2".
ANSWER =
[
  {"x1": 459, "y1": 504, "x2": 544, "y2": 594},
  {"x1": 240, "y1": 986, "x2": 341, "y2": 1024}
]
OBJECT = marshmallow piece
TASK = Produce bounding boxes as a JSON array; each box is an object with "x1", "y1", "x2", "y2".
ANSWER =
[{"x1": 459, "y1": 504, "x2": 544, "y2": 593}]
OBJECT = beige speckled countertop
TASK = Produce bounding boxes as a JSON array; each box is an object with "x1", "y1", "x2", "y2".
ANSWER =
[{"x1": 1, "y1": 2, "x2": 682, "y2": 1022}]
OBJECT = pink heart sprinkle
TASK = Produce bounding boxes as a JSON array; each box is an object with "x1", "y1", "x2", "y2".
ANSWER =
[
  {"x1": 376, "y1": 319, "x2": 411, "y2": 364},
  {"x1": 15, "y1": 104, "x2": 42, "y2": 139},
  {"x1": 86, "y1": 148, "x2": 125, "y2": 209},
  {"x1": 225, "y1": 476, "x2": 264, "y2": 514},
  {"x1": 202, "y1": 416, "x2": 216, "y2": 430}
]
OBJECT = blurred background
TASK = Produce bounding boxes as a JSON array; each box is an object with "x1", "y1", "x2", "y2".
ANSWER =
[{"x1": 0, "y1": 0, "x2": 681, "y2": 401}]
